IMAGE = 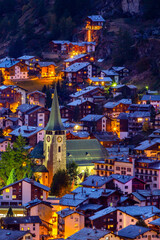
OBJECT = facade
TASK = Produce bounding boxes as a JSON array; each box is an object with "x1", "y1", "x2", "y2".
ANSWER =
[
  {"x1": 57, "y1": 208, "x2": 84, "y2": 238},
  {"x1": 37, "y1": 61, "x2": 56, "y2": 78},
  {"x1": 100, "y1": 69, "x2": 119, "y2": 83},
  {"x1": 0, "y1": 178, "x2": 50, "y2": 206},
  {"x1": 141, "y1": 95, "x2": 160, "y2": 110},
  {"x1": 27, "y1": 91, "x2": 46, "y2": 108},
  {"x1": 81, "y1": 114, "x2": 108, "y2": 132}
]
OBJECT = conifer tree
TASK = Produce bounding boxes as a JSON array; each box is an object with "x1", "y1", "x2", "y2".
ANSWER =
[
  {"x1": 7, "y1": 168, "x2": 17, "y2": 185},
  {"x1": 7, "y1": 207, "x2": 14, "y2": 217}
]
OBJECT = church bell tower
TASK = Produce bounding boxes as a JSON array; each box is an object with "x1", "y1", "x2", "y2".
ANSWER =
[{"x1": 43, "y1": 86, "x2": 66, "y2": 186}]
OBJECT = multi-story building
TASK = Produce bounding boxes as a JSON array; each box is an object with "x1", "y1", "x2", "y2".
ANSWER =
[
  {"x1": 0, "y1": 178, "x2": 50, "y2": 206},
  {"x1": 81, "y1": 114, "x2": 108, "y2": 132},
  {"x1": 63, "y1": 62, "x2": 97, "y2": 86},
  {"x1": 27, "y1": 91, "x2": 46, "y2": 108},
  {"x1": 141, "y1": 95, "x2": 160, "y2": 110}
]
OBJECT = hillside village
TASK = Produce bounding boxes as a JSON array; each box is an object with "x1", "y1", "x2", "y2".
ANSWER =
[{"x1": 0, "y1": 3, "x2": 160, "y2": 240}]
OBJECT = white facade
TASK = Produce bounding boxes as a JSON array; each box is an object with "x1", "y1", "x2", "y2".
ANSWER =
[
  {"x1": 117, "y1": 210, "x2": 137, "y2": 231},
  {"x1": 20, "y1": 223, "x2": 40, "y2": 240}
]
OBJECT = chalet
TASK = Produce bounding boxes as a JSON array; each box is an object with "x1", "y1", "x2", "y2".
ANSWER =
[
  {"x1": 130, "y1": 189, "x2": 160, "y2": 208},
  {"x1": 88, "y1": 76, "x2": 112, "y2": 88},
  {"x1": 67, "y1": 99, "x2": 95, "y2": 120},
  {"x1": 64, "y1": 54, "x2": 91, "y2": 68},
  {"x1": 116, "y1": 225, "x2": 159, "y2": 240},
  {"x1": 1, "y1": 216, "x2": 42, "y2": 240},
  {"x1": 134, "y1": 138, "x2": 160, "y2": 159},
  {"x1": 59, "y1": 105, "x2": 73, "y2": 121},
  {"x1": 111, "y1": 84, "x2": 137, "y2": 99},
  {"x1": 0, "y1": 85, "x2": 22, "y2": 112},
  {"x1": 70, "y1": 86, "x2": 104, "y2": 102},
  {"x1": 85, "y1": 15, "x2": 105, "y2": 30},
  {"x1": 10, "y1": 85, "x2": 27, "y2": 104},
  {"x1": 66, "y1": 131, "x2": 90, "y2": 140},
  {"x1": 135, "y1": 159, "x2": 160, "y2": 190},
  {"x1": 50, "y1": 40, "x2": 70, "y2": 54},
  {"x1": 141, "y1": 95, "x2": 160, "y2": 110},
  {"x1": 27, "y1": 90, "x2": 46, "y2": 108},
  {"x1": 128, "y1": 104, "x2": 153, "y2": 113},
  {"x1": 0, "y1": 178, "x2": 50, "y2": 206},
  {"x1": 5, "y1": 117, "x2": 19, "y2": 128},
  {"x1": 80, "y1": 114, "x2": 108, "y2": 132},
  {"x1": 0, "y1": 59, "x2": 28, "y2": 80},
  {"x1": 17, "y1": 104, "x2": 50, "y2": 128},
  {"x1": 57, "y1": 208, "x2": 84, "y2": 239},
  {"x1": 37, "y1": 61, "x2": 56, "y2": 77},
  {"x1": 10, "y1": 126, "x2": 44, "y2": 147},
  {"x1": 63, "y1": 62, "x2": 97, "y2": 86},
  {"x1": 93, "y1": 131, "x2": 119, "y2": 147},
  {"x1": 0, "y1": 138, "x2": 10, "y2": 151},
  {"x1": 110, "y1": 66, "x2": 130, "y2": 78},
  {"x1": 17, "y1": 55, "x2": 40, "y2": 66},
  {"x1": 128, "y1": 111, "x2": 150, "y2": 136},
  {"x1": 100, "y1": 69, "x2": 119, "y2": 83},
  {"x1": 103, "y1": 99, "x2": 131, "y2": 118}
]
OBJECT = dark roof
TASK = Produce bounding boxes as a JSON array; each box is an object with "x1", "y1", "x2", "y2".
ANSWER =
[
  {"x1": 149, "y1": 218, "x2": 160, "y2": 226},
  {"x1": 0, "y1": 178, "x2": 50, "y2": 192},
  {"x1": 30, "y1": 141, "x2": 44, "y2": 159},
  {"x1": 24, "y1": 198, "x2": 52, "y2": 209},
  {"x1": 57, "y1": 208, "x2": 83, "y2": 218},
  {"x1": 142, "y1": 95, "x2": 160, "y2": 101},
  {"x1": 116, "y1": 225, "x2": 151, "y2": 239},
  {"x1": 2, "y1": 216, "x2": 41, "y2": 225},
  {"x1": 32, "y1": 165, "x2": 48, "y2": 173},
  {"x1": 0, "y1": 229, "x2": 30, "y2": 240},
  {"x1": 17, "y1": 104, "x2": 37, "y2": 113},
  {"x1": 45, "y1": 86, "x2": 65, "y2": 131},
  {"x1": 67, "y1": 227, "x2": 110, "y2": 240}
]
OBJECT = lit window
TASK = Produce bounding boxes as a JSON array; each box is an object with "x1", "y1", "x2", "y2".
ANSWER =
[
  {"x1": 6, "y1": 189, "x2": 10, "y2": 193},
  {"x1": 21, "y1": 228, "x2": 23, "y2": 230},
  {"x1": 39, "y1": 123, "x2": 43, "y2": 126},
  {"x1": 138, "y1": 118, "x2": 143, "y2": 122},
  {"x1": 12, "y1": 195, "x2": 16, "y2": 199},
  {"x1": 28, "y1": 227, "x2": 30, "y2": 230}
]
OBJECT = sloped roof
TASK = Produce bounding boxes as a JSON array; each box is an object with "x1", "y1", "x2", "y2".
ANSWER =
[
  {"x1": 0, "y1": 60, "x2": 20, "y2": 68},
  {"x1": 2, "y1": 216, "x2": 41, "y2": 225},
  {"x1": 67, "y1": 228, "x2": 110, "y2": 240},
  {"x1": 87, "y1": 15, "x2": 105, "y2": 22},
  {"x1": 0, "y1": 229, "x2": 30, "y2": 240},
  {"x1": 24, "y1": 198, "x2": 52, "y2": 209},
  {"x1": 81, "y1": 114, "x2": 104, "y2": 122},
  {"x1": 30, "y1": 141, "x2": 44, "y2": 159},
  {"x1": 142, "y1": 95, "x2": 160, "y2": 101},
  {"x1": 70, "y1": 86, "x2": 99, "y2": 98},
  {"x1": 64, "y1": 62, "x2": 90, "y2": 72},
  {"x1": 66, "y1": 139, "x2": 108, "y2": 165},
  {"x1": 116, "y1": 225, "x2": 151, "y2": 239},
  {"x1": 89, "y1": 206, "x2": 116, "y2": 220},
  {"x1": 38, "y1": 61, "x2": 56, "y2": 67},
  {"x1": 64, "y1": 54, "x2": 87, "y2": 63},
  {"x1": 45, "y1": 86, "x2": 65, "y2": 131},
  {"x1": 149, "y1": 218, "x2": 160, "y2": 226}
]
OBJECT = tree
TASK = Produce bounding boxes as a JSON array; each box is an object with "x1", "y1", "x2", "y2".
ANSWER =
[
  {"x1": 136, "y1": 219, "x2": 148, "y2": 228},
  {"x1": 67, "y1": 161, "x2": 78, "y2": 185},
  {"x1": 0, "y1": 128, "x2": 4, "y2": 138},
  {"x1": 42, "y1": 85, "x2": 47, "y2": 93},
  {"x1": 50, "y1": 169, "x2": 71, "y2": 197},
  {"x1": 142, "y1": 121, "x2": 150, "y2": 132},
  {"x1": 73, "y1": 105, "x2": 79, "y2": 122},
  {"x1": 0, "y1": 135, "x2": 32, "y2": 186},
  {"x1": 7, "y1": 168, "x2": 17, "y2": 185},
  {"x1": 46, "y1": 88, "x2": 52, "y2": 108},
  {"x1": 6, "y1": 207, "x2": 14, "y2": 217}
]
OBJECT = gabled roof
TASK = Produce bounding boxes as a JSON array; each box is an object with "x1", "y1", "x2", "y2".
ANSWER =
[
  {"x1": 27, "y1": 90, "x2": 46, "y2": 96},
  {"x1": 67, "y1": 228, "x2": 110, "y2": 240},
  {"x1": 116, "y1": 225, "x2": 151, "y2": 239},
  {"x1": 77, "y1": 203, "x2": 103, "y2": 211},
  {"x1": 18, "y1": 55, "x2": 35, "y2": 60},
  {"x1": 67, "y1": 99, "x2": 92, "y2": 106},
  {"x1": 141, "y1": 95, "x2": 160, "y2": 101},
  {"x1": 0, "y1": 60, "x2": 20, "y2": 68},
  {"x1": 57, "y1": 208, "x2": 83, "y2": 218},
  {"x1": 81, "y1": 114, "x2": 104, "y2": 122},
  {"x1": 89, "y1": 206, "x2": 116, "y2": 220},
  {"x1": 101, "y1": 69, "x2": 118, "y2": 76},
  {"x1": 2, "y1": 216, "x2": 41, "y2": 225},
  {"x1": 89, "y1": 77, "x2": 112, "y2": 82},
  {"x1": 64, "y1": 62, "x2": 90, "y2": 72},
  {"x1": 0, "y1": 229, "x2": 31, "y2": 240},
  {"x1": 149, "y1": 218, "x2": 160, "y2": 226},
  {"x1": 0, "y1": 178, "x2": 50, "y2": 192},
  {"x1": 38, "y1": 61, "x2": 56, "y2": 67},
  {"x1": 64, "y1": 54, "x2": 88, "y2": 63},
  {"x1": 111, "y1": 66, "x2": 126, "y2": 71},
  {"x1": 45, "y1": 86, "x2": 65, "y2": 131},
  {"x1": 24, "y1": 198, "x2": 52, "y2": 209},
  {"x1": 17, "y1": 104, "x2": 37, "y2": 113},
  {"x1": 134, "y1": 138, "x2": 160, "y2": 151},
  {"x1": 10, "y1": 126, "x2": 43, "y2": 138},
  {"x1": 104, "y1": 99, "x2": 131, "y2": 109},
  {"x1": 30, "y1": 141, "x2": 44, "y2": 159},
  {"x1": 51, "y1": 40, "x2": 70, "y2": 44},
  {"x1": 70, "y1": 86, "x2": 100, "y2": 98},
  {"x1": 117, "y1": 206, "x2": 160, "y2": 218},
  {"x1": 87, "y1": 15, "x2": 105, "y2": 22}
]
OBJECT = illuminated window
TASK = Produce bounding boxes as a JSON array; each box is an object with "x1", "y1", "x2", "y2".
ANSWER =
[
  {"x1": 28, "y1": 227, "x2": 30, "y2": 230},
  {"x1": 22, "y1": 162, "x2": 26, "y2": 167},
  {"x1": 88, "y1": 106, "x2": 91, "y2": 109},
  {"x1": 39, "y1": 123, "x2": 43, "y2": 126},
  {"x1": 138, "y1": 118, "x2": 143, "y2": 122},
  {"x1": 6, "y1": 189, "x2": 10, "y2": 193},
  {"x1": 21, "y1": 228, "x2": 23, "y2": 230},
  {"x1": 74, "y1": 224, "x2": 78, "y2": 228},
  {"x1": 12, "y1": 195, "x2": 16, "y2": 199}
]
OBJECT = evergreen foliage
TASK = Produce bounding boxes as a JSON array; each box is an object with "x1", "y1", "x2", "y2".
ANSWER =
[
  {"x1": 7, "y1": 168, "x2": 17, "y2": 185},
  {"x1": 67, "y1": 161, "x2": 78, "y2": 185},
  {"x1": 0, "y1": 135, "x2": 33, "y2": 187},
  {"x1": 50, "y1": 169, "x2": 71, "y2": 197},
  {"x1": 6, "y1": 207, "x2": 14, "y2": 217}
]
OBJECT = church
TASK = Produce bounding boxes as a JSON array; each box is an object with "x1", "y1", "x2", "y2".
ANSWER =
[{"x1": 31, "y1": 87, "x2": 108, "y2": 186}]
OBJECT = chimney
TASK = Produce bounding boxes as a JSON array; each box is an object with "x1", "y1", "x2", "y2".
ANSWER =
[{"x1": 73, "y1": 193, "x2": 76, "y2": 200}]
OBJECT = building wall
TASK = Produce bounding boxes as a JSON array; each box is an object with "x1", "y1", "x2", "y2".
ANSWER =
[
  {"x1": 114, "y1": 161, "x2": 133, "y2": 176},
  {"x1": 64, "y1": 213, "x2": 84, "y2": 238},
  {"x1": 117, "y1": 210, "x2": 137, "y2": 231},
  {"x1": 22, "y1": 181, "x2": 31, "y2": 205},
  {"x1": 20, "y1": 223, "x2": 40, "y2": 240},
  {"x1": 114, "y1": 180, "x2": 132, "y2": 194}
]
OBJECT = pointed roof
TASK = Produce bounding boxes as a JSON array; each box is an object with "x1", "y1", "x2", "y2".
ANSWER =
[{"x1": 45, "y1": 86, "x2": 65, "y2": 131}]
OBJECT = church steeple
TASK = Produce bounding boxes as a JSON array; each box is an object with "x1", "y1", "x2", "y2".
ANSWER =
[{"x1": 45, "y1": 86, "x2": 65, "y2": 131}]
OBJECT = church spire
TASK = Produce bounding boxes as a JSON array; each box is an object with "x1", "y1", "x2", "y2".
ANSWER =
[{"x1": 45, "y1": 85, "x2": 65, "y2": 131}]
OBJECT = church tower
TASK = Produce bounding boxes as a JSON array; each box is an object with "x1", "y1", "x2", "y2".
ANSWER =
[{"x1": 43, "y1": 86, "x2": 66, "y2": 186}]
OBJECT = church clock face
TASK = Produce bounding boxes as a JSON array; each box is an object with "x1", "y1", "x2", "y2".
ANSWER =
[
  {"x1": 47, "y1": 136, "x2": 50, "y2": 142},
  {"x1": 57, "y1": 136, "x2": 62, "y2": 143}
]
